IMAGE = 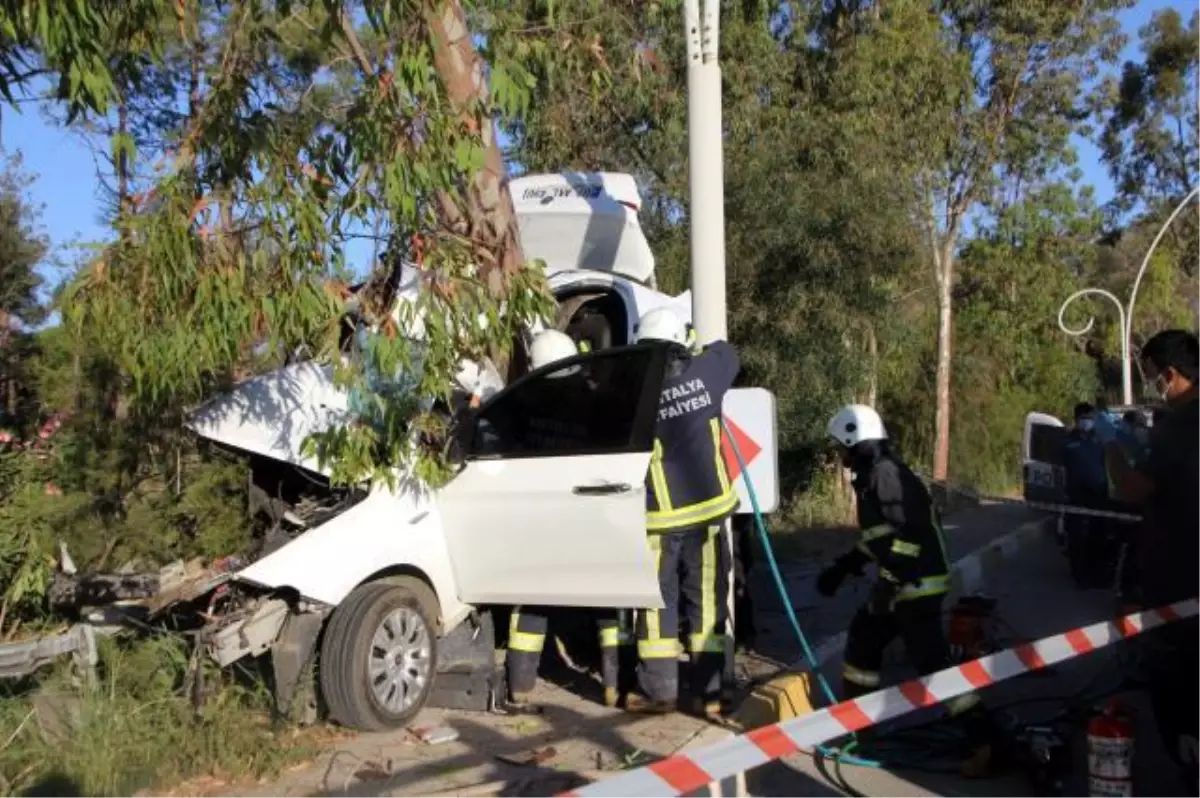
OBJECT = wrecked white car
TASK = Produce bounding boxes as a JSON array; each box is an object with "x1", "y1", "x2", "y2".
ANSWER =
[{"x1": 18, "y1": 172, "x2": 702, "y2": 731}]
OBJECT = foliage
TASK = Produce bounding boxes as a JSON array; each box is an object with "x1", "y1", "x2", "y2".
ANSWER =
[
  {"x1": 948, "y1": 183, "x2": 1102, "y2": 490},
  {"x1": 0, "y1": 636, "x2": 316, "y2": 796},
  {"x1": 0, "y1": 153, "x2": 45, "y2": 331},
  {"x1": 1098, "y1": 7, "x2": 1199, "y2": 214},
  {"x1": 0, "y1": 152, "x2": 49, "y2": 433}
]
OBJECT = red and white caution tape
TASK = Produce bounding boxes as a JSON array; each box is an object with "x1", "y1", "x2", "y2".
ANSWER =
[
  {"x1": 984, "y1": 496, "x2": 1140, "y2": 523},
  {"x1": 562, "y1": 599, "x2": 1198, "y2": 797}
]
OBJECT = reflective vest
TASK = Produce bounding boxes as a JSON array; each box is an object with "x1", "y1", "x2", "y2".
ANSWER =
[
  {"x1": 851, "y1": 449, "x2": 951, "y2": 601},
  {"x1": 646, "y1": 341, "x2": 741, "y2": 532}
]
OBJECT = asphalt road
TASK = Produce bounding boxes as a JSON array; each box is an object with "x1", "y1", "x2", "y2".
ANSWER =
[{"x1": 750, "y1": 502, "x2": 1038, "y2": 666}]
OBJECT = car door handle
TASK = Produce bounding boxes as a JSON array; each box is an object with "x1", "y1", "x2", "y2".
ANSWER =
[{"x1": 573, "y1": 483, "x2": 632, "y2": 496}]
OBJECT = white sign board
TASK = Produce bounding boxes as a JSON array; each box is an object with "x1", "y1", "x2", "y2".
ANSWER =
[{"x1": 721, "y1": 388, "x2": 779, "y2": 515}]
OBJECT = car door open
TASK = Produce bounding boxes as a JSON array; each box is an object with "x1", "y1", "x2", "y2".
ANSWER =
[{"x1": 437, "y1": 344, "x2": 669, "y2": 609}]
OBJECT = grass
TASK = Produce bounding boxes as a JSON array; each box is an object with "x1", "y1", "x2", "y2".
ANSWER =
[
  {"x1": 755, "y1": 467, "x2": 859, "y2": 564},
  {"x1": 0, "y1": 636, "x2": 319, "y2": 797}
]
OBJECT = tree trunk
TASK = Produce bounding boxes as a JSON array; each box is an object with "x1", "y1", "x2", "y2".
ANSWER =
[
  {"x1": 424, "y1": 0, "x2": 525, "y2": 293},
  {"x1": 116, "y1": 94, "x2": 132, "y2": 223},
  {"x1": 932, "y1": 241, "x2": 954, "y2": 480},
  {"x1": 425, "y1": 0, "x2": 525, "y2": 375}
]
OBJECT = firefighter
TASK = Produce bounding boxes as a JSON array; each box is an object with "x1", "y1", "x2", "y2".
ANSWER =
[
  {"x1": 817, "y1": 404, "x2": 980, "y2": 722},
  {"x1": 504, "y1": 329, "x2": 635, "y2": 710},
  {"x1": 628, "y1": 308, "x2": 741, "y2": 718},
  {"x1": 1104, "y1": 329, "x2": 1199, "y2": 792}
]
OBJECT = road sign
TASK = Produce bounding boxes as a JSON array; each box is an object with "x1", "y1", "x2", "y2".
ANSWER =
[{"x1": 721, "y1": 388, "x2": 779, "y2": 514}]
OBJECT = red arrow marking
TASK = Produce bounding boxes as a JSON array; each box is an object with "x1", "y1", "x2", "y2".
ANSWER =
[{"x1": 721, "y1": 416, "x2": 761, "y2": 481}]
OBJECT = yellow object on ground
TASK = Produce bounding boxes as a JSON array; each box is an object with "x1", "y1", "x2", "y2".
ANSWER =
[{"x1": 728, "y1": 671, "x2": 818, "y2": 731}]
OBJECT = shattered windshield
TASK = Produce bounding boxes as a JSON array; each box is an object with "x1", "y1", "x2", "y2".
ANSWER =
[{"x1": 346, "y1": 325, "x2": 429, "y2": 422}]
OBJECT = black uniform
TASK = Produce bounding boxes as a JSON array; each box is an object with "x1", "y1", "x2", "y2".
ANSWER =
[
  {"x1": 822, "y1": 443, "x2": 969, "y2": 709},
  {"x1": 637, "y1": 340, "x2": 740, "y2": 708},
  {"x1": 1137, "y1": 397, "x2": 1199, "y2": 791},
  {"x1": 1062, "y1": 427, "x2": 1115, "y2": 587}
]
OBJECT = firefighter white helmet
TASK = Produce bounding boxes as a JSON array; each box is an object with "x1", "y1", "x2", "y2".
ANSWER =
[
  {"x1": 529, "y1": 329, "x2": 579, "y2": 371},
  {"x1": 636, "y1": 308, "x2": 688, "y2": 347},
  {"x1": 827, "y1": 404, "x2": 887, "y2": 447}
]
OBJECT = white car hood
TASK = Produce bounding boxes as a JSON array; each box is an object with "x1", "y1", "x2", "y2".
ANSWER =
[{"x1": 186, "y1": 362, "x2": 350, "y2": 475}]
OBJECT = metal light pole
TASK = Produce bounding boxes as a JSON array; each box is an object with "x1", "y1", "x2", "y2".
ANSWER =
[
  {"x1": 683, "y1": 0, "x2": 735, "y2": 698},
  {"x1": 684, "y1": 0, "x2": 727, "y2": 344},
  {"x1": 1058, "y1": 186, "x2": 1199, "y2": 407},
  {"x1": 1060, "y1": 187, "x2": 1200, "y2": 408}
]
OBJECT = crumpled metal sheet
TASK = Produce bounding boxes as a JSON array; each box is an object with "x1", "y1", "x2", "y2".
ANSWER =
[{"x1": 0, "y1": 624, "x2": 98, "y2": 679}]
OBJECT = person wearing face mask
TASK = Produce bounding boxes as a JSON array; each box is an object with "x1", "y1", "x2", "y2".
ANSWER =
[
  {"x1": 1105, "y1": 329, "x2": 1198, "y2": 794},
  {"x1": 1061, "y1": 402, "x2": 1111, "y2": 588}
]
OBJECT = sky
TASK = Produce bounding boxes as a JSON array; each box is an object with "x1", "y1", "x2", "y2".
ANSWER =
[{"x1": 0, "y1": 0, "x2": 1191, "y2": 297}]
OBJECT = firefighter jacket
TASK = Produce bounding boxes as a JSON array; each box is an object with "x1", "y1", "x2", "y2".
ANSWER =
[
  {"x1": 646, "y1": 340, "x2": 741, "y2": 533},
  {"x1": 840, "y1": 444, "x2": 951, "y2": 602}
]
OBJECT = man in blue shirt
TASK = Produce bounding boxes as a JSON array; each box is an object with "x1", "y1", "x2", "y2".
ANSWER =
[{"x1": 1061, "y1": 402, "x2": 1111, "y2": 588}]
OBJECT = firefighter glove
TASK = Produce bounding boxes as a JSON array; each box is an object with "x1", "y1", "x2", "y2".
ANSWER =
[{"x1": 867, "y1": 579, "x2": 897, "y2": 615}]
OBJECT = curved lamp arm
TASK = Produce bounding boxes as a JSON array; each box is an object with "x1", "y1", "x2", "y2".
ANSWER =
[
  {"x1": 1059, "y1": 288, "x2": 1131, "y2": 405},
  {"x1": 1058, "y1": 288, "x2": 1126, "y2": 338},
  {"x1": 1126, "y1": 186, "x2": 1200, "y2": 347}
]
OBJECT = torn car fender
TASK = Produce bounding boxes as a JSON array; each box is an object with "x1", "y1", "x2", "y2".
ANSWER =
[{"x1": 234, "y1": 484, "x2": 470, "y2": 632}]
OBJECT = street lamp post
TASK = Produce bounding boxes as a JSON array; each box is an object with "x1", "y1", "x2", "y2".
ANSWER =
[
  {"x1": 1058, "y1": 186, "x2": 1199, "y2": 407},
  {"x1": 683, "y1": 0, "x2": 727, "y2": 344}
]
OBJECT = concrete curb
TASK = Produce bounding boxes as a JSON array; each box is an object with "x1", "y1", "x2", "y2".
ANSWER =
[{"x1": 807, "y1": 515, "x2": 1051, "y2": 670}]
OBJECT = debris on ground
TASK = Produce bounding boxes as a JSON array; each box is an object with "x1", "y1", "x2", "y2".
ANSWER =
[
  {"x1": 409, "y1": 724, "x2": 460, "y2": 745},
  {"x1": 353, "y1": 759, "x2": 394, "y2": 782},
  {"x1": 495, "y1": 745, "x2": 558, "y2": 767}
]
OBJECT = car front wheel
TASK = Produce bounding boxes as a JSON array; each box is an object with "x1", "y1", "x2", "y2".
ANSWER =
[{"x1": 319, "y1": 579, "x2": 439, "y2": 731}]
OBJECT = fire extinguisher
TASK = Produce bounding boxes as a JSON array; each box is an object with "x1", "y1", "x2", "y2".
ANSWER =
[
  {"x1": 948, "y1": 596, "x2": 996, "y2": 663},
  {"x1": 1088, "y1": 700, "x2": 1134, "y2": 796}
]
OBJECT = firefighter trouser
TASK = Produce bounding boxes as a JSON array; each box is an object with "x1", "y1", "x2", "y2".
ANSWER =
[
  {"x1": 506, "y1": 607, "x2": 634, "y2": 699},
  {"x1": 842, "y1": 590, "x2": 981, "y2": 720},
  {"x1": 1147, "y1": 618, "x2": 1199, "y2": 794},
  {"x1": 731, "y1": 515, "x2": 756, "y2": 650},
  {"x1": 636, "y1": 524, "x2": 730, "y2": 705}
]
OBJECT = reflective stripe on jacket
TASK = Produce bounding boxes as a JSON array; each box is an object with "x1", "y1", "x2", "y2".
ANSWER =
[
  {"x1": 646, "y1": 340, "x2": 741, "y2": 532},
  {"x1": 850, "y1": 447, "x2": 951, "y2": 600}
]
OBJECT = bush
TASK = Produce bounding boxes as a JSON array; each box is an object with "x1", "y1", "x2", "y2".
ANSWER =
[{"x1": 0, "y1": 637, "x2": 315, "y2": 796}]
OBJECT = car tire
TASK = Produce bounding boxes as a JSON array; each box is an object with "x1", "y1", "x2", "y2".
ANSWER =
[{"x1": 319, "y1": 579, "x2": 439, "y2": 731}]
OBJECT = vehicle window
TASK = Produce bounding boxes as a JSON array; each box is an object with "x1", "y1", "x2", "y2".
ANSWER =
[
  {"x1": 1028, "y1": 423, "x2": 1067, "y2": 466},
  {"x1": 469, "y1": 344, "x2": 666, "y2": 459}
]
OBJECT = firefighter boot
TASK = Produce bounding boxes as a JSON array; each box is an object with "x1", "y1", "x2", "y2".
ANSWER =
[
  {"x1": 623, "y1": 693, "x2": 676, "y2": 715},
  {"x1": 686, "y1": 696, "x2": 724, "y2": 723}
]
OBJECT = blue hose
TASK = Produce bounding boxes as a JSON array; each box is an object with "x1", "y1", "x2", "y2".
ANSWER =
[{"x1": 721, "y1": 418, "x2": 883, "y2": 769}]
